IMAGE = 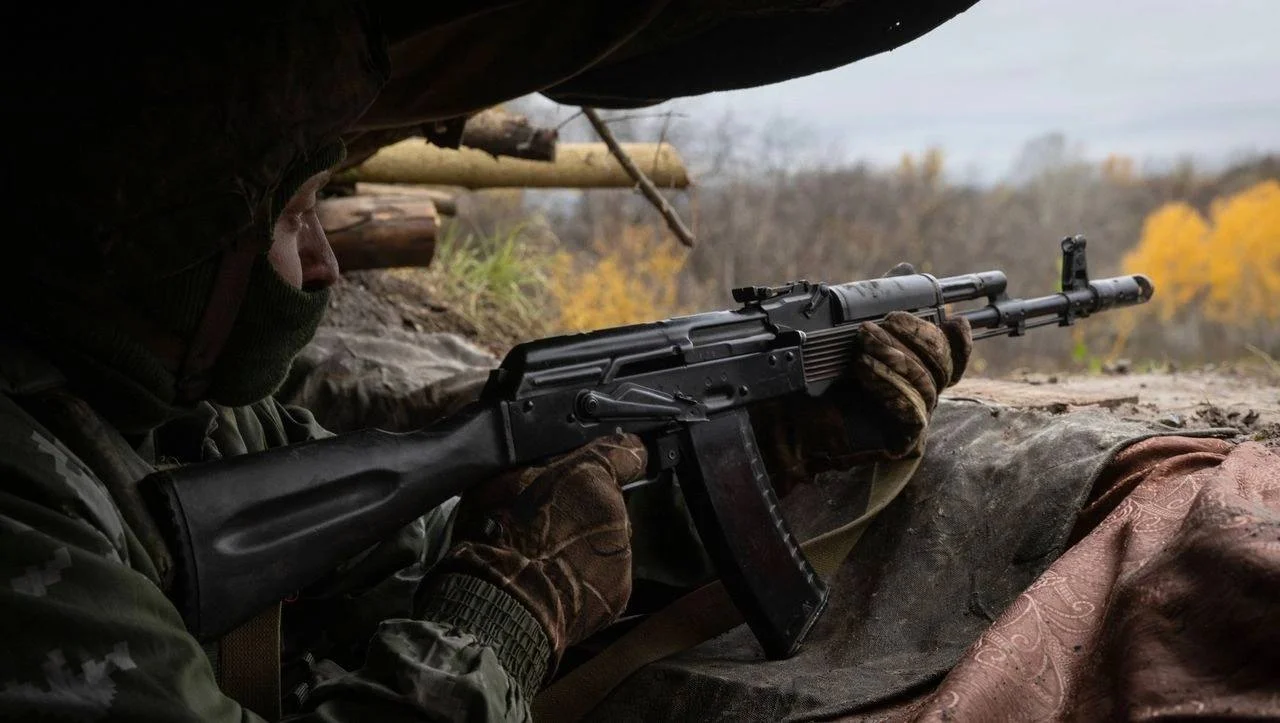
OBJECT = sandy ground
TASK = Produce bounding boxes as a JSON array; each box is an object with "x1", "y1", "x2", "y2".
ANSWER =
[{"x1": 947, "y1": 369, "x2": 1280, "y2": 444}]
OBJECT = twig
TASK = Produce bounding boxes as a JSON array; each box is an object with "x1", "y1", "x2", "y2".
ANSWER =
[
  {"x1": 1244, "y1": 343, "x2": 1280, "y2": 378},
  {"x1": 595, "y1": 111, "x2": 690, "y2": 125},
  {"x1": 582, "y1": 107, "x2": 695, "y2": 248},
  {"x1": 654, "y1": 109, "x2": 698, "y2": 241},
  {"x1": 653, "y1": 109, "x2": 675, "y2": 179},
  {"x1": 555, "y1": 110, "x2": 584, "y2": 131}
]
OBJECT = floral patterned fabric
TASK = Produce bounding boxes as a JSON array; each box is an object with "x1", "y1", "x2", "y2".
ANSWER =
[{"x1": 890, "y1": 436, "x2": 1280, "y2": 721}]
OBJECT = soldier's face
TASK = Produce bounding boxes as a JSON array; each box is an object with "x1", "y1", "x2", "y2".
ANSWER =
[{"x1": 268, "y1": 171, "x2": 340, "y2": 291}]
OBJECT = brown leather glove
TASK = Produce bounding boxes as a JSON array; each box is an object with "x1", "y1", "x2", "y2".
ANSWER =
[
  {"x1": 419, "y1": 434, "x2": 647, "y2": 691},
  {"x1": 751, "y1": 307, "x2": 971, "y2": 494}
]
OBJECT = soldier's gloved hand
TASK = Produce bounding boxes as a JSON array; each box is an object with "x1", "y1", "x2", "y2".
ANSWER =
[
  {"x1": 751, "y1": 266, "x2": 971, "y2": 493},
  {"x1": 418, "y1": 434, "x2": 647, "y2": 694}
]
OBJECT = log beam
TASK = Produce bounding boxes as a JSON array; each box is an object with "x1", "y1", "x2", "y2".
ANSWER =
[
  {"x1": 461, "y1": 109, "x2": 558, "y2": 161},
  {"x1": 339, "y1": 139, "x2": 690, "y2": 190},
  {"x1": 355, "y1": 183, "x2": 458, "y2": 216},
  {"x1": 318, "y1": 195, "x2": 438, "y2": 271}
]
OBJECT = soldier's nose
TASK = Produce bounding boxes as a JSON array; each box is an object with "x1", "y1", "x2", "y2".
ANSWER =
[{"x1": 298, "y1": 210, "x2": 340, "y2": 291}]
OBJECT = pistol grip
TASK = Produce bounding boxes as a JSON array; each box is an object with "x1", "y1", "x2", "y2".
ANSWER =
[{"x1": 675, "y1": 409, "x2": 828, "y2": 659}]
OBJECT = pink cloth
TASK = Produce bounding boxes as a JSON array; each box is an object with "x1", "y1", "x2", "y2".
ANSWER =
[{"x1": 864, "y1": 437, "x2": 1280, "y2": 721}]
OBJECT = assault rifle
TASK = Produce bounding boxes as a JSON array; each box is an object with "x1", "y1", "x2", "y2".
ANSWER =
[{"x1": 143, "y1": 236, "x2": 1153, "y2": 659}]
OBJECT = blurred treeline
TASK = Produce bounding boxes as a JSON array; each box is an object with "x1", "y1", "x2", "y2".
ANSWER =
[{"x1": 452, "y1": 113, "x2": 1279, "y2": 374}]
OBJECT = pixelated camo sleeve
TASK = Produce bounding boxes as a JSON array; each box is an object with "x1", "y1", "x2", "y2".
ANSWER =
[{"x1": 0, "y1": 393, "x2": 532, "y2": 722}]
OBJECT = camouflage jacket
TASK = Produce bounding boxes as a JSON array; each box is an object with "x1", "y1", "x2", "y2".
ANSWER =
[{"x1": 0, "y1": 340, "x2": 531, "y2": 722}]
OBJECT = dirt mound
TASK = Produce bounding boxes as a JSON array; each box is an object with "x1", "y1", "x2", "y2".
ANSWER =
[
  {"x1": 948, "y1": 369, "x2": 1280, "y2": 446},
  {"x1": 323, "y1": 267, "x2": 556, "y2": 356},
  {"x1": 324, "y1": 271, "x2": 490, "y2": 351}
]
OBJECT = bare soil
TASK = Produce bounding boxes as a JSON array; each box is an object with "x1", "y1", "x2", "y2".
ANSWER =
[
  {"x1": 324, "y1": 271, "x2": 480, "y2": 337},
  {"x1": 323, "y1": 270, "x2": 545, "y2": 356},
  {"x1": 947, "y1": 369, "x2": 1280, "y2": 446}
]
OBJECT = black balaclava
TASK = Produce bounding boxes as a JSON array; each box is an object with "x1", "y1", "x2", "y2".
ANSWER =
[{"x1": 6, "y1": 143, "x2": 345, "y2": 433}]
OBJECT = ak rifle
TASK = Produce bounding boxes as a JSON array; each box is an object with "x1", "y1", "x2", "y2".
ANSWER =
[{"x1": 143, "y1": 236, "x2": 1153, "y2": 658}]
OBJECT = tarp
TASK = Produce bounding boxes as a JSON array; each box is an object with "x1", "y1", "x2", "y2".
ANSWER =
[
  {"x1": 585, "y1": 401, "x2": 1254, "y2": 721},
  {"x1": 885, "y1": 435, "x2": 1280, "y2": 721},
  {"x1": 358, "y1": 1, "x2": 981, "y2": 124}
]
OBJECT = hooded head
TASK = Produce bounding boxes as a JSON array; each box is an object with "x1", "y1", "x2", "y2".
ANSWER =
[{"x1": 6, "y1": 4, "x2": 389, "y2": 431}]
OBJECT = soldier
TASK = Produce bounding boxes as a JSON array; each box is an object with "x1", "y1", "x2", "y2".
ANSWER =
[{"x1": 0, "y1": 6, "x2": 969, "y2": 722}]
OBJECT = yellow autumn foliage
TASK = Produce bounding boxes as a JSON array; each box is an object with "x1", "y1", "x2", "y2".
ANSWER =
[
  {"x1": 1121, "y1": 180, "x2": 1280, "y2": 325},
  {"x1": 897, "y1": 147, "x2": 946, "y2": 187},
  {"x1": 1100, "y1": 153, "x2": 1136, "y2": 185},
  {"x1": 1121, "y1": 202, "x2": 1211, "y2": 321},
  {"x1": 549, "y1": 224, "x2": 688, "y2": 332}
]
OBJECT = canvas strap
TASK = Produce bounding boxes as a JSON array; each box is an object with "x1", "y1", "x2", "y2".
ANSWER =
[
  {"x1": 533, "y1": 455, "x2": 922, "y2": 721},
  {"x1": 217, "y1": 603, "x2": 284, "y2": 721}
]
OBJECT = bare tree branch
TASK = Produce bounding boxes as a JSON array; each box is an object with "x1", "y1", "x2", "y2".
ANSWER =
[{"x1": 582, "y1": 107, "x2": 696, "y2": 248}]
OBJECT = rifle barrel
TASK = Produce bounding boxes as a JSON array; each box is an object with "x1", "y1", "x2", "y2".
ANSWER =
[{"x1": 959, "y1": 273, "x2": 1153, "y2": 338}]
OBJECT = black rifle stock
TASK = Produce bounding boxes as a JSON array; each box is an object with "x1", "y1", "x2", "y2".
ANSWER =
[
  {"x1": 143, "y1": 236, "x2": 1154, "y2": 657},
  {"x1": 145, "y1": 406, "x2": 508, "y2": 638}
]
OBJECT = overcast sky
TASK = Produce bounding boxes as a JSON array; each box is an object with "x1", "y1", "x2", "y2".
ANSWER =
[{"x1": 532, "y1": 0, "x2": 1280, "y2": 182}]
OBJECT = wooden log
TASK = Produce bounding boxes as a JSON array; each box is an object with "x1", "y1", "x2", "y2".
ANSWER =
[
  {"x1": 339, "y1": 139, "x2": 691, "y2": 189},
  {"x1": 461, "y1": 109, "x2": 558, "y2": 161},
  {"x1": 318, "y1": 195, "x2": 438, "y2": 271},
  {"x1": 340, "y1": 109, "x2": 558, "y2": 170},
  {"x1": 355, "y1": 183, "x2": 458, "y2": 216}
]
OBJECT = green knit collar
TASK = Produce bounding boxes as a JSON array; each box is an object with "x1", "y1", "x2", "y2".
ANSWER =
[{"x1": 5, "y1": 256, "x2": 329, "y2": 434}]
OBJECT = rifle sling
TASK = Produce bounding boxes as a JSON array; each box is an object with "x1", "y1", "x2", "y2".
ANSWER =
[
  {"x1": 533, "y1": 454, "x2": 922, "y2": 721},
  {"x1": 217, "y1": 603, "x2": 283, "y2": 721}
]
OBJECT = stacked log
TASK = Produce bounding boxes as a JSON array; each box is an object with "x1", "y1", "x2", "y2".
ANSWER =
[
  {"x1": 338, "y1": 140, "x2": 690, "y2": 190},
  {"x1": 355, "y1": 183, "x2": 457, "y2": 216},
  {"x1": 325, "y1": 109, "x2": 693, "y2": 270},
  {"x1": 459, "y1": 109, "x2": 558, "y2": 161},
  {"x1": 318, "y1": 195, "x2": 438, "y2": 271}
]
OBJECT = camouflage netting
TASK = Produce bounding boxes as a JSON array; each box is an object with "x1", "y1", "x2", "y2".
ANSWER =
[{"x1": 279, "y1": 327, "x2": 495, "y2": 434}]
